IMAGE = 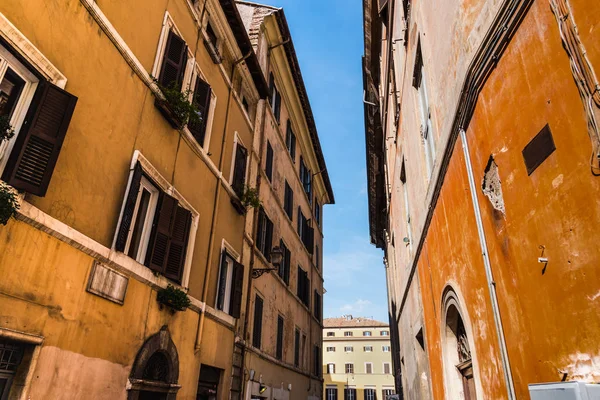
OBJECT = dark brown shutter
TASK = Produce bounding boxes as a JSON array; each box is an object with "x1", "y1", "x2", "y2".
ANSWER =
[
  {"x1": 274, "y1": 91, "x2": 281, "y2": 122},
  {"x1": 230, "y1": 260, "x2": 244, "y2": 318},
  {"x1": 306, "y1": 225, "x2": 315, "y2": 254},
  {"x1": 276, "y1": 316, "x2": 284, "y2": 360},
  {"x1": 115, "y1": 163, "x2": 143, "y2": 251},
  {"x1": 265, "y1": 217, "x2": 273, "y2": 261},
  {"x1": 252, "y1": 295, "x2": 263, "y2": 349},
  {"x1": 297, "y1": 266, "x2": 305, "y2": 299},
  {"x1": 164, "y1": 205, "x2": 191, "y2": 282},
  {"x1": 159, "y1": 30, "x2": 188, "y2": 90},
  {"x1": 146, "y1": 193, "x2": 177, "y2": 273},
  {"x1": 232, "y1": 143, "x2": 248, "y2": 195},
  {"x1": 256, "y1": 208, "x2": 265, "y2": 253},
  {"x1": 265, "y1": 141, "x2": 273, "y2": 181},
  {"x1": 269, "y1": 73, "x2": 275, "y2": 103},
  {"x1": 188, "y1": 77, "x2": 212, "y2": 145},
  {"x1": 304, "y1": 276, "x2": 311, "y2": 307},
  {"x1": 3, "y1": 82, "x2": 77, "y2": 196}
]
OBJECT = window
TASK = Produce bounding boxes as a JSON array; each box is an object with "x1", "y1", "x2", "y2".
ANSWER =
[
  {"x1": 299, "y1": 157, "x2": 312, "y2": 199},
  {"x1": 0, "y1": 340, "x2": 24, "y2": 398},
  {"x1": 203, "y1": 20, "x2": 221, "y2": 64},
  {"x1": 116, "y1": 163, "x2": 193, "y2": 284},
  {"x1": 187, "y1": 74, "x2": 212, "y2": 147},
  {"x1": 278, "y1": 240, "x2": 291, "y2": 285},
  {"x1": 216, "y1": 250, "x2": 244, "y2": 318},
  {"x1": 364, "y1": 346, "x2": 373, "y2": 352},
  {"x1": 413, "y1": 41, "x2": 435, "y2": 176},
  {"x1": 344, "y1": 364, "x2": 354, "y2": 374},
  {"x1": 363, "y1": 331, "x2": 372, "y2": 337},
  {"x1": 256, "y1": 208, "x2": 273, "y2": 260},
  {"x1": 252, "y1": 295, "x2": 263, "y2": 349},
  {"x1": 327, "y1": 332, "x2": 335, "y2": 337},
  {"x1": 381, "y1": 331, "x2": 390, "y2": 336},
  {"x1": 294, "y1": 328, "x2": 300, "y2": 367},
  {"x1": 285, "y1": 121, "x2": 296, "y2": 161},
  {"x1": 265, "y1": 141, "x2": 273, "y2": 182},
  {"x1": 326, "y1": 347, "x2": 336, "y2": 352},
  {"x1": 158, "y1": 30, "x2": 188, "y2": 91},
  {"x1": 276, "y1": 315, "x2": 284, "y2": 360},
  {"x1": 326, "y1": 387, "x2": 338, "y2": 400},
  {"x1": 344, "y1": 388, "x2": 356, "y2": 400},
  {"x1": 382, "y1": 346, "x2": 391, "y2": 352},
  {"x1": 284, "y1": 181, "x2": 294, "y2": 219},
  {"x1": 197, "y1": 365, "x2": 222, "y2": 400},
  {"x1": 313, "y1": 345, "x2": 321, "y2": 376},
  {"x1": 400, "y1": 161, "x2": 413, "y2": 251},
  {"x1": 0, "y1": 44, "x2": 77, "y2": 197},
  {"x1": 297, "y1": 208, "x2": 314, "y2": 253},
  {"x1": 382, "y1": 389, "x2": 395, "y2": 400},
  {"x1": 365, "y1": 389, "x2": 376, "y2": 400},
  {"x1": 365, "y1": 363, "x2": 373, "y2": 374},
  {"x1": 314, "y1": 201, "x2": 321, "y2": 226},
  {"x1": 327, "y1": 363, "x2": 336, "y2": 374},
  {"x1": 205, "y1": 21, "x2": 218, "y2": 50},
  {"x1": 231, "y1": 140, "x2": 248, "y2": 197},
  {"x1": 268, "y1": 73, "x2": 281, "y2": 123},
  {"x1": 313, "y1": 290, "x2": 322, "y2": 322},
  {"x1": 344, "y1": 346, "x2": 353, "y2": 352},
  {"x1": 315, "y1": 245, "x2": 320, "y2": 271},
  {"x1": 297, "y1": 266, "x2": 310, "y2": 307},
  {"x1": 242, "y1": 96, "x2": 250, "y2": 113},
  {"x1": 344, "y1": 331, "x2": 353, "y2": 337},
  {"x1": 383, "y1": 363, "x2": 391, "y2": 374}
]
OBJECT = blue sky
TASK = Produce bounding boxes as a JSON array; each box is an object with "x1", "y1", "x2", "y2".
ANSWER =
[{"x1": 262, "y1": 0, "x2": 389, "y2": 322}]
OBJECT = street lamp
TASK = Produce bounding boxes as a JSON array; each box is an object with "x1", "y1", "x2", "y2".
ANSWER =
[{"x1": 251, "y1": 246, "x2": 284, "y2": 279}]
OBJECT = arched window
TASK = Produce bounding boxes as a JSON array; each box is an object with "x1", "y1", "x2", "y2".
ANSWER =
[
  {"x1": 442, "y1": 288, "x2": 477, "y2": 400},
  {"x1": 128, "y1": 326, "x2": 180, "y2": 400}
]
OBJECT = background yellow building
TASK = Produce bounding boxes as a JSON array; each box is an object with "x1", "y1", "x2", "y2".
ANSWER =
[{"x1": 323, "y1": 317, "x2": 395, "y2": 400}]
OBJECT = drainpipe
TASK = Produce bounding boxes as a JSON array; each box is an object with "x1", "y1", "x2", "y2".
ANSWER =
[
  {"x1": 459, "y1": 129, "x2": 516, "y2": 399},
  {"x1": 195, "y1": 51, "x2": 251, "y2": 352}
]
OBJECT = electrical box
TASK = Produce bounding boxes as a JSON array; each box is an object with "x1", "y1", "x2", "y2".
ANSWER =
[{"x1": 529, "y1": 382, "x2": 600, "y2": 400}]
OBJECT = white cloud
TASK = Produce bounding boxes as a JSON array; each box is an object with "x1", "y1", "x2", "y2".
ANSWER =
[
  {"x1": 323, "y1": 236, "x2": 382, "y2": 287},
  {"x1": 340, "y1": 299, "x2": 373, "y2": 314}
]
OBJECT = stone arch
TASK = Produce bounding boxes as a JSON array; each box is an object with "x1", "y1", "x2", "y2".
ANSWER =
[
  {"x1": 441, "y1": 286, "x2": 479, "y2": 400},
  {"x1": 128, "y1": 326, "x2": 180, "y2": 400}
]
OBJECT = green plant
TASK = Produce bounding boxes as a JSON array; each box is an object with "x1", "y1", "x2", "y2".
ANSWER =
[
  {"x1": 240, "y1": 186, "x2": 261, "y2": 209},
  {"x1": 0, "y1": 115, "x2": 15, "y2": 142},
  {"x1": 0, "y1": 182, "x2": 19, "y2": 225},
  {"x1": 157, "y1": 284, "x2": 190, "y2": 312},
  {"x1": 153, "y1": 79, "x2": 202, "y2": 129}
]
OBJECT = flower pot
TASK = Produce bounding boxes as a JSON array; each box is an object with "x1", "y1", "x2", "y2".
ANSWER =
[{"x1": 154, "y1": 98, "x2": 184, "y2": 129}]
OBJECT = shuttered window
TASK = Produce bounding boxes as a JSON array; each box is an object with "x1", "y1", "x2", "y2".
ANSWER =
[
  {"x1": 116, "y1": 164, "x2": 192, "y2": 284},
  {"x1": 278, "y1": 240, "x2": 291, "y2": 285},
  {"x1": 256, "y1": 208, "x2": 273, "y2": 260},
  {"x1": 284, "y1": 181, "x2": 293, "y2": 219},
  {"x1": 276, "y1": 315, "x2": 284, "y2": 360},
  {"x1": 268, "y1": 73, "x2": 281, "y2": 123},
  {"x1": 313, "y1": 290, "x2": 322, "y2": 322},
  {"x1": 299, "y1": 157, "x2": 312, "y2": 200},
  {"x1": 265, "y1": 141, "x2": 274, "y2": 182},
  {"x1": 252, "y1": 295, "x2": 263, "y2": 349},
  {"x1": 3, "y1": 81, "x2": 77, "y2": 196},
  {"x1": 285, "y1": 121, "x2": 296, "y2": 161},
  {"x1": 232, "y1": 141, "x2": 248, "y2": 197},
  {"x1": 294, "y1": 329, "x2": 300, "y2": 367},
  {"x1": 188, "y1": 76, "x2": 212, "y2": 146},
  {"x1": 314, "y1": 201, "x2": 321, "y2": 226},
  {"x1": 315, "y1": 245, "x2": 320, "y2": 271},
  {"x1": 216, "y1": 250, "x2": 244, "y2": 318},
  {"x1": 159, "y1": 30, "x2": 188, "y2": 91},
  {"x1": 297, "y1": 266, "x2": 310, "y2": 307},
  {"x1": 313, "y1": 345, "x2": 321, "y2": 376},
  {"x1": 297, "y1": 208, "x2": 314, "y2": 254},
  {"x1": 365, "y1": 363, "x2": 373, "y2": 374}
]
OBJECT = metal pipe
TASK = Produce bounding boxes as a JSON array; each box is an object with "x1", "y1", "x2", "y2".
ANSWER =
[{"x1": 460, "y1": 128, "x2": 516, "y2": 400}]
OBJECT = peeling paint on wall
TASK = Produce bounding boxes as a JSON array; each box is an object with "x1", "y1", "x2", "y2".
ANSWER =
[
  {"x1": 481, "y1": 156, "x2": 505, "y2": 215},
  {"x1": 563, "y1": 353, "x2": 600, "y2": 383}
]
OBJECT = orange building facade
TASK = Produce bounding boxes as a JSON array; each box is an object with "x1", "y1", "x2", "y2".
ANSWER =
[{"x1": 363, "y1": 0, "x2": 600, "y2": 399}]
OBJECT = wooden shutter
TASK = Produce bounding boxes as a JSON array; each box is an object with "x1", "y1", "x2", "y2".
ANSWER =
[
  {"x1": 274, "y1": 91, "x2": 281, "y2": 122},
  {"x1": 253, "y1": 295, "x2": 263, "y2": 349},
  {"x1": 232, "y1": 143, "x2": 248, "y2": 195},
  {"x1": 265, "y1": 217, "x2": 273, "y2": 260},
  {"x1": 304, "y1": 275, "x2": 311, "y2": 307},
  {"x1": 216, "y1": 251, "x2": 228, "y2": 311},
  {"x1": 297, "y1": 266, "x2": 305, "y2": 299},
  {"x1": 115, "y1": 163, "x2": 143, "y2": 251},
  {"x1": 159, "y1": 30, "x2": 188, "y2": 90},
  {"x1": 276, "y1": 316, "x2": 284, "y2": 360},
  {"x1": 269, "y1": 73, "x2": 275, "y2": 104},
  {"x1": 265, "y1": 141, "x2": 273, "y2": 181},
  {"x1": 3, "y1": 82, "x2": 77, "y2": 196},
  {"x1": 229, "y1": 260, "x2": 244, "y2": 318},
  {"x1": 188, "y1": 77, "x2": 212, "y2": 145},
  {"x1": 146, "y1": 193, "x2": 177, "y2": 273},
  {"x1": 164, "y1": 205, "x2": 191, "y2": 282},
  {"x1": 306, "y1": 225, "x2": 315, "y2": 254},
  {"x1": 294, "y1": 329, "x2": 300, "y2": 366},
  {"x1": 256, "y1": 208, "x2": 265, "y2": 254}
]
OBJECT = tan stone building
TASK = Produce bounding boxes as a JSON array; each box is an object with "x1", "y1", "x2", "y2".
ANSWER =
[
  {"x1": 235, "y1": 3, "x2": 334, "y2": 400},
  {"x1": 323, "y1": 317, "x2": 395, "y2": 400},
  {"x1": 0, "y1": 0, "x2": 331, "y2": 399}
]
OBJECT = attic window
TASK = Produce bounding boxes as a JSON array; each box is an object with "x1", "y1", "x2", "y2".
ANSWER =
[{"x1": 522, "y1": 124, "x2": 556, "y2": 175}]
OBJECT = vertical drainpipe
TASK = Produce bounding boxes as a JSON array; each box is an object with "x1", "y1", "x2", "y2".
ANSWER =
[{"x1": 459, "y1": 129, "x2": 516, "y2": 400}]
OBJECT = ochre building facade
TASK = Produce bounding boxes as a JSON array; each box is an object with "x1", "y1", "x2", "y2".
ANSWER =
[
  {"x1": 0, "y1": 0, "x2": 332, "y2": 399},
  {"x1": 363, "y1": 0, "x2": 600, "y2": 399}
]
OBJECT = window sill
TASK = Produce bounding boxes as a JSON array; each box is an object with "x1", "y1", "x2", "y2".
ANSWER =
[{"x1": 154, "y1": 97, "x2": 184, "y2": 130}]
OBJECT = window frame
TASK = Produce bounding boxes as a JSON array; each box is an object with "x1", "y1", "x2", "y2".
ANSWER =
[
  {"x1": 215, "y1": 241, "x2": 241, "y2": 315},
  {"x1": 364, "y1": 346, "x2": 373, "y2": 352},
  {"x1": 365, "y1": 362, "x2": 373, "y2": 374},
  {"x1": 382, "y1": 345, "x2": 391, "y2": 352},
  {"x1": 344, "y1": 346, "x2": 354, "y2": 353},
  {"x1": 344, "y1": 363, "x2": 354, "y2": 374},
  {"x1": 363, "y1": 331, "x2": 372, "y2": 337},
  {"x1": 344, "y1": 331, "x2": 353, "y2": 337},
  {"x1": 326, "y1": 363, "x2": 335, "y2": 374},
  {"x1": 326, "y1": 346, "x2": 336, "y2": 352},
  {"x1": 229, "y1": 132, "x2": 249, "y2": 194},
  {"x1": 123, "y1": 176, "x2": 160, "y2": 263},
  {"x1": 383, "y1": 362, "x2": 391, "y2": 374}
]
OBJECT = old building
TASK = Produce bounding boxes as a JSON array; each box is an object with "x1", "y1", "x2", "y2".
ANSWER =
[
  {"x1": 235, "y1": 3, "x2": 334, "y2": 400},
  {"x1": 323, "y1": 316, "x2": 395, "y2": 400},
  {"x1": 363, "y1": 0, "x2": 600, "y2": 399},
  {"x1": 0, "y1": 0, "x2": 273, "y2": 398}
]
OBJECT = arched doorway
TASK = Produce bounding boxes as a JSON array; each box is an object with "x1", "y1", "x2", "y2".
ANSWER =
[
  {"x1": 442, "y1": 288, "x2": 478, "y2": 400},
  {"x1": 128, "y1": 326, "x2": 180, "y2": 400}
]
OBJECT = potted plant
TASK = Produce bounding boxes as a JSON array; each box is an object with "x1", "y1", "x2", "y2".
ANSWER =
[
  {"x1": 0, "y1": 115, "x2": 15, "y2": 142},
  {"x1": 157, "y1": 284, "x2": 191, "y2": 313},
  {"x1": 231, "y1": 185, "x2": 260, "y2": 215},
  {"x1": 0, "y1": 181, "x2": 19, "y2": 226},
  {"x1": 152, "y1": 79, "x2": 203, "y2": 130}
]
